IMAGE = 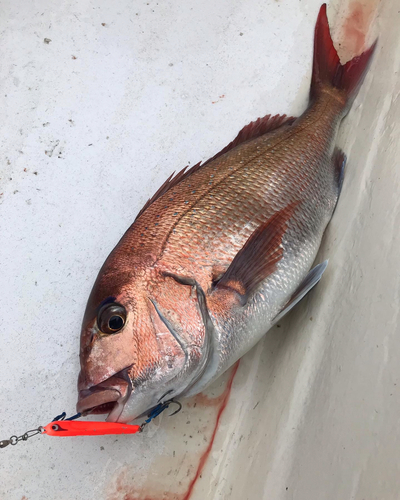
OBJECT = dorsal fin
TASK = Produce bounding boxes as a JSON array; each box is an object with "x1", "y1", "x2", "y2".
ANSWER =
[
  {"x1": 135, "y1": 161, "x2": 202, "y2": 220},
  {"x1": 135, "y1": 113, "x2": 296, "y2": 221},
  {"x1": 202, "y1": 113, "x2": 296, "y2": 167}
]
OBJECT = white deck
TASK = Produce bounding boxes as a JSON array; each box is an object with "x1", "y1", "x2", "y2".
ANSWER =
[{"x1": 1, "y1": 0, "x2": 399, "y2": 498}]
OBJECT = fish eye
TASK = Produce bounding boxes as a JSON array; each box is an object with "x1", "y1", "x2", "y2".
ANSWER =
[{"x1": 97, "y1": 303, "x2": 126, "y2": 335}]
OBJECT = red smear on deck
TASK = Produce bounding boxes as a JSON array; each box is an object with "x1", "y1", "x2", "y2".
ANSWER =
[
  {"x1": 211, "y1": 94, "x2": 225, "y2": 104},
  {"x1": 109, "y1": 361, "x2": 240, "y2": 500},
  {"x1": 183, "y1": 361, "x2": 239, "y2": 500},
  {"x1": 113, "y1": 475, "x2": 179, "y2": 500},
  {"x1": 340, "y1": 1, "x2": 377, "y2": 56},
  {"x1": 189, "y1": 385, "x2": 230, "y2": 408},
  {"x1": 121, "y1": 495, "x2": 171, "y2": 499}
]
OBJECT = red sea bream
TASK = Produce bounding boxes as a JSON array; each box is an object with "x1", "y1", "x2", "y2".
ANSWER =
[{"x1": 76, "y1": 4, "x2": 376, "y2": 423}]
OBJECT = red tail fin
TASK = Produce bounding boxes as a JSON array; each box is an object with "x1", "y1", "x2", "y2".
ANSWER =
[{"x1": 311, "y1": 4, "x2": 377, "y2": 109}]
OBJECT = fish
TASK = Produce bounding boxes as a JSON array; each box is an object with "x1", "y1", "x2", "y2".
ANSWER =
[{"x1": 76, "y1": 4, "x2": 376, "y2": 423}]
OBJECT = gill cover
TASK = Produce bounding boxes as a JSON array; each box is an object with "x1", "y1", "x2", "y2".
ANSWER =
[{"x1": 77, "y1": 267, "x2": 213, "y2": 422}]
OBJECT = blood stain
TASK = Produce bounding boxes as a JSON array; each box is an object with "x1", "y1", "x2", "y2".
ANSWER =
[
  {"x1": 109, "y1": 361, "x2": 240, "y2": 500},
  {"x1": 183, "y1": 361, "x2": 239, "y2": 500},
  {"x1": 340, "y1": 1, "x2": 378, "y2": 57}
]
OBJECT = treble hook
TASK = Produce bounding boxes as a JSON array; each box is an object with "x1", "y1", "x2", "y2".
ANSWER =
[
  {"x1": 157, "y1": 390, "x2": 174, "y2": 403},
  {"x1": 167, "y1": 400, "x2": 182, "y2": 416},
  {"x1": 157, "y1": 391, "x2": 182, "y2": 416}
]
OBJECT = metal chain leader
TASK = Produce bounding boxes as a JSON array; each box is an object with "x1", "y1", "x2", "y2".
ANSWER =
[{"x1": 0, "y1": 427, "x2": 44, "y2": 448}]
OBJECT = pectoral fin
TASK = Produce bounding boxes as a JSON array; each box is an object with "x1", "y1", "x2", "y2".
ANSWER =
[
  {"x1": 273, "y1": 260, "x2": 328, "y2": 323},
  {"x1": 213, "y1": 202, "x2": 298, "y2": 303}
]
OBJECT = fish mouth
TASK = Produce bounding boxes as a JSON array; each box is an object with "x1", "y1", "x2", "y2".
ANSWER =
[{"x1": 76, "y1": 368, "x2": 132, "y2": 422}]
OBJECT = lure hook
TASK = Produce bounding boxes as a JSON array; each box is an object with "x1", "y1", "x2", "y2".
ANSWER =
[{"x1": 168, "y1": 400, "x2": 182, "y2": 416}]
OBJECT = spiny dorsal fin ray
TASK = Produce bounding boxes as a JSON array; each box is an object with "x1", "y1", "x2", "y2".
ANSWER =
[
  {"x1": 135, "y1": 113, "x2": 296, "y2": 221},
  {"x1": 202, "y1": 113, "x2": 296, "y2": 167},
  {"x1": 135, "y1": 161, "x2": 202, "y2": 221}
]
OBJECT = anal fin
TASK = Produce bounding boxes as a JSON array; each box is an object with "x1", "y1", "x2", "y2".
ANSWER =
[
  {"x1": 334, "y1": 148, "x2": 347, "y2": 196},
  {"x1": 273, "y1": 260, "x2": 328, "y2": 323},
  {"x1": 332, "y1": 148, "x2": 347, "y2": 215}
]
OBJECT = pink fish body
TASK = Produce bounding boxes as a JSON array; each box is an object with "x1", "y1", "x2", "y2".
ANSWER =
[{"x1": 76, "y1": 5, "x2": 376, "y2": 423}]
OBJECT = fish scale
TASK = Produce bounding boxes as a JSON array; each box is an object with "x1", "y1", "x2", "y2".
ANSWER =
[
  {"x1": 113, "y1": 95, "x2": 343, "y2": 398},
  {"x1": 155, "y1": 98, "x2": 341, "y2": 278},
  {"x1": 76, "y1": 5, "x2": 376, "y2": 422}
]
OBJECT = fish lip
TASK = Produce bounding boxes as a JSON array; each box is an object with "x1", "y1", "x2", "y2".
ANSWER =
[
  {"x1": 76, "y1": 367, "x2": 133, "y2": 419},
  {"x1": 76, "y1": 387, "x2": 121, "y2": 415}
]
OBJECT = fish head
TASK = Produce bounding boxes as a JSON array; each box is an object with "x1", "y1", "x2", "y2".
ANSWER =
[{"x1": 77, "y1": 261, "x2": 208, "y2": 423}]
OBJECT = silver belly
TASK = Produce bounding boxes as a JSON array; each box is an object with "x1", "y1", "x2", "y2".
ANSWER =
[{"x1": 184, "y1": 207, "x2": 334, "y2": 397}]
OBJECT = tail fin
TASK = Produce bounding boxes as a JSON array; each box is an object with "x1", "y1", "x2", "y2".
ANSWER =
[{"x1": 311, "y1": 4, "x2": 377, "y2": 110}]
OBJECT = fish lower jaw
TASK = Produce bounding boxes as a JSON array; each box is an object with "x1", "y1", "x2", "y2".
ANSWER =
[
  {"x1": 105, "y1": 400, "x2": 127, "y2": 422},
  {"x1": 77, "y1": 395, "x2": 127, "y2": 422},
  {"x1": 76, "y1": 385, "x2": 130, "y2": 422},
  {"x1": 87, "y1": 401, "x2": 117, "y2": 415},
  {"x1": 77, "y1": 388, "x2": 120, "y2": 413}
]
